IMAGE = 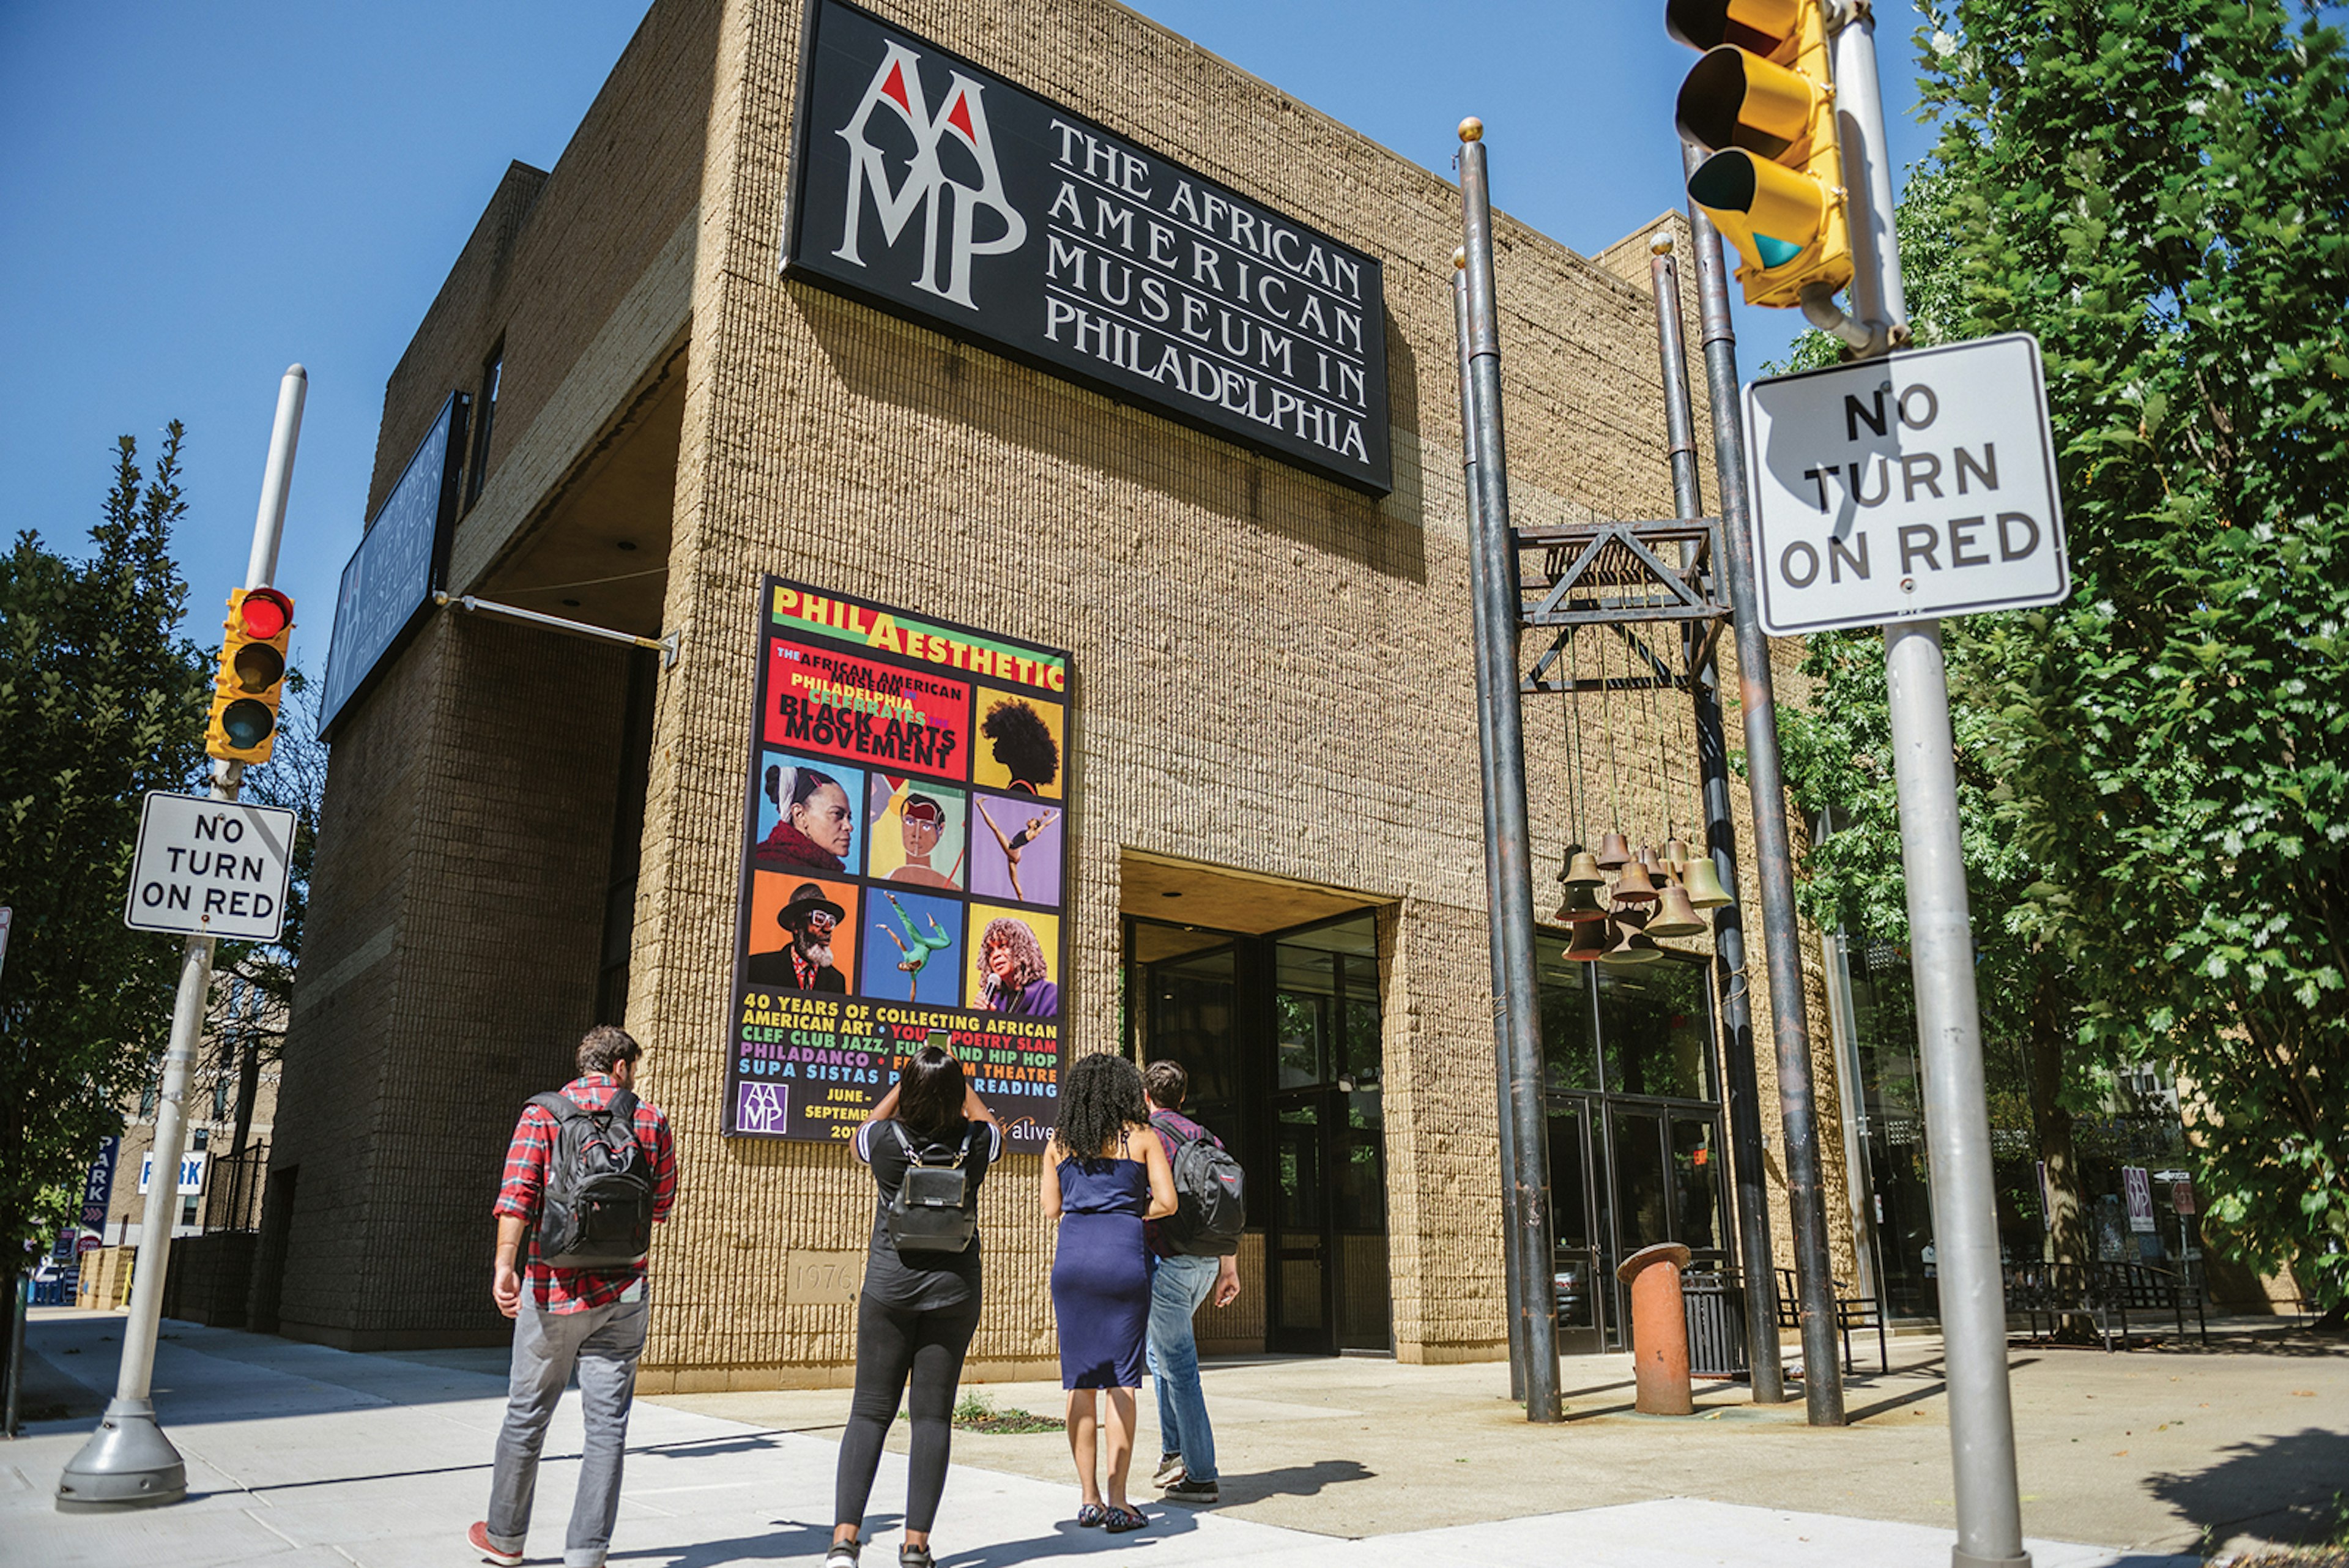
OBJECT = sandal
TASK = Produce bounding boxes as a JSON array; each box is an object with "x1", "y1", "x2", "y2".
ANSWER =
[
  {"x1": 1104, "y1": 1505, "x2": 1148, "y2": 1533},
  {"x1": 1076, "y1": 1503, "x2": 1108, "y2": 1528}
]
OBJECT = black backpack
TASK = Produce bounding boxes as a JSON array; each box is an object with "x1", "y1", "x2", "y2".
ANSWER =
[
  {"x1": 530, "y1": 1089, "x2": 657, "y2": 1269},
  {"x1": 1155, "y1": 1112, "x2": 1245, "y2": 1257},
  {"x1": 885, "y1": 1122, "x2": 978, "y2": 1254}
]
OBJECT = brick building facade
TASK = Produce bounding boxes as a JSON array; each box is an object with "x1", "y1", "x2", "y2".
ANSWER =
[{"x1": 263, "y1": 0, "x2": 1852, "y2": 1383}]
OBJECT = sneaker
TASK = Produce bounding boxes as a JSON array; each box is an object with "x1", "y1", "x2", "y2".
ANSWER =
[
  {"x1": 1162, "y1": 1477, "x2": 1220, "y2": 1505},
  {"x1": 1152, "y1": 1454, "x2": 1186, "y2": 1487},
  {"x1": 467, "y1": 1522, "x2": 523, "y2": 1567},
  {"x1": 899, "y1": 1547, "x2": 933, "y2": 1568},
  {"x1": 825, "y1": 1541, "x2": 861, "y2": 1568}
]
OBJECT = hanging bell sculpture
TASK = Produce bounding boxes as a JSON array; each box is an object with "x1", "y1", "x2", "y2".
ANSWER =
[
  {"x1": 1662, "y1": 837, "x2": 1691, "y2": 877},
  {"x1": 1594, "y1": 831, "x2": 1632, "y2": 870},
  {"x1": 1646, "y1": 880, "x2": 1707, "y2": 939},
  {"x1": 1680, "y1": 853, "x2": 1733, "y2": 910},
  {"x1": 1612, "y1": 854, "x2": 1660, "y2": 905},
  {"x1": 1601, "y1": 908, "x2": 1664, "y2": 965},
  {"x1": 1563, "y1": 918, "x2": 1610, "y2": 962},
  {"x1": 1554, "y1": 880, "x2": 1609, "y2": 924},
  {"x1": 1561, "y1": 848, "x2": 1606, "y2": 888}
]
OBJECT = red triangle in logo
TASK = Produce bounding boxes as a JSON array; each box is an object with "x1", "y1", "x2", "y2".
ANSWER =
[
  {"x1": 946, "y1": 91, "x2": 976, "y2": 144},
  {"x1": 881, "y1": 59, "x2": 910, "y2": 112}
]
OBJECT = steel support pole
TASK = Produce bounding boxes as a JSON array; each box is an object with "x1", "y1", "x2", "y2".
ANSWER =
[
  {"x1": 58, "y1": 366, "x2": 305, "y2": 1510},
  {"x1": 1828, "y1": 13, "x2": 2028, "y2": 1556},
  {"x1": 1649, "y1": 236, "x2": 1784, "y2": 1403},
  {"x1": 1887, "y1": 623, "x2": 2028, "y2": 1568},
  {"x1": 1679, "y1": 143, "x2": 1846, "y2": 1425},
  {"x1": 1456, "y1": 121, "x2": 1561, "y2": 1422},
  {"x1": 1456, "y1": 262, "x2": 1529, "y2": 1403}
]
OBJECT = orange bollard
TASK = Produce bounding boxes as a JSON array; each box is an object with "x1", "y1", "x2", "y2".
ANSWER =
[{"x1": 1617, "y1": 1242, "x2": 1694, "y2": 1416}]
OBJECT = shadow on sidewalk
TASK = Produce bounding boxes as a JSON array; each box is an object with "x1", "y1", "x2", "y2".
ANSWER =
[
  {"x1": 612, "y1": 1517, "x2": 842, "y2": 1566},
  {"x1": 2146, "y1": 1426, "x2": 2349, "y2": 1548},
  {"x1": 932, "y1": 1508, "x2": 1205, "y2": 1566}
]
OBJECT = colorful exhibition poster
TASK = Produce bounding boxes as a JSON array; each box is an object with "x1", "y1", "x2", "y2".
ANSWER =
[{"x1": 727, "y1": 576, "x2": 1069, "y2": 1150}]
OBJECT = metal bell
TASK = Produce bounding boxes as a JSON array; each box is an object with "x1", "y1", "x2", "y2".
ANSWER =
[
  {"x1": 1594, "y1": 831, "x2": 1631, "y2": 870},
  {"x1": 1662, "y1": 836, "x2": 1691, "y2": 876},
  {"x1": 1563, "y1": 918, "x2": 1609, "y2": 962},
  {"x1": 1601, "y1": 908, "x2": 1664, "y2": 965},
  {"x1": 1680, "y1": 854, "x2": 1733, "y2": 909},
  {"x1": 1646, "y1": 881, "x2": 1707, "y2": 939},
  {"x1": 1561, "y1": 849, "x2": 1606, "y2": 887},
  {"x1": 1553, "y1": 880, "x2": 1609, "y2": 924},
  {"x1": 1611, "y1": 856, "x2": 1660, "y2": 905}
]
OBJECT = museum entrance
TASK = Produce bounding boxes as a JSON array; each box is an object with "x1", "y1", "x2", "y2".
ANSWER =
[
  {"x1": 1537, "y1": 944, "x2": 1731, "y2": 1353},
  {"x1": 1123, "y1": 886, "x2": 1391, "y2": 1358}
]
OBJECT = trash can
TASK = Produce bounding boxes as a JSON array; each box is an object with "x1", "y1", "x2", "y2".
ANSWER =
[
  {"x1": 1617, "y1": 1241, "x2": 1694, "y2": 1416},
  {"x1": 1682, "y1": 1269, "x2": 1750, "y2": 1378}
]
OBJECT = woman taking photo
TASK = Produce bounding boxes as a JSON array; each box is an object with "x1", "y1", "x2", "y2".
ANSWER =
[
  {"x1": 829, "y1": 1044, "x2": 1002, "y2": 1568},
  {"x1": 1041, "y1": 1052, "x2": 1176, "y2": 1533}
]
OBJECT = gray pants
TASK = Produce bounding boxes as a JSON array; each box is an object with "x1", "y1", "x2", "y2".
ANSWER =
[{"x1": 485, "y1": 1296, "x2": 648, "y2": 1568}]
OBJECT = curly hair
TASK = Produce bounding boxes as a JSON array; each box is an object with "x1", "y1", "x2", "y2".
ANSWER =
[
  {"x1": 981, "y1": 699, "x2": 1059, "y2": 789},
  {"x1": 978, "y1": 916, "x2": 1048, "y2": 989},
  {"x1": 1053, "y1": 1050, "x2": 1147, "y2": 1162}
]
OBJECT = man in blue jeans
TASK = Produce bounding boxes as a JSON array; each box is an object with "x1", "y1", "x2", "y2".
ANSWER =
[{"x1": 1142, "y1": 1059, "x2": 1241, "y2": 1505}]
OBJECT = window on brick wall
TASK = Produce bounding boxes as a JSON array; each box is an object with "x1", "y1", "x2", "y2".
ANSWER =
[{"x1": 464, "y1": 342, "x2": 503, "y2": 511}]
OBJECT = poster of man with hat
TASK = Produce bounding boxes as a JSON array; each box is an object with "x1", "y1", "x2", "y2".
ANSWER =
[{"x1": 744, "y1": 879, "x2": 853, "y2": 992}]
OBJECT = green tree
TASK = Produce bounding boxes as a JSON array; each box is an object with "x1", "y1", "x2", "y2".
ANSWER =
[
  {"x1": 1781, "y1": 0, "x2": 2349, "y2": 1312},
  {"x1": 0, "y1": 426, "x2": 209, "y2": 1255}
]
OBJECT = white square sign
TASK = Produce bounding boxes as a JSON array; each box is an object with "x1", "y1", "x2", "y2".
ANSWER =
[
  {"x1": 1743, "y1": 332, "x2": 2069, "y2": 635},
  {"x1": 123, "y1": 791, "x2": 297, "y2": 942}
]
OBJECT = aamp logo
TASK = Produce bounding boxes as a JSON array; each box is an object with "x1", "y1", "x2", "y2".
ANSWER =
[{"x1": 833, "y1": 41, "x2": 1027, "y2": 310}]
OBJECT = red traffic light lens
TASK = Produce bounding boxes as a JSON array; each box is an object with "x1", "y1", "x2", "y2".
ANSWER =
[
  {"x1": 237, "y1": 589, "x2": 294, "y2": 641},
  {"x1": 221, "y1": 698, "x2": 277, "y2": 750}
]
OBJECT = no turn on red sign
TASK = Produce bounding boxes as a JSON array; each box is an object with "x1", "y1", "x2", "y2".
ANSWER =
[
  {"x1": 123, "y1": 791, "x2": 296, "y2": 942},
  {"x1": 1743, "y1": 333, "x2": 2071, "y2": 636}
]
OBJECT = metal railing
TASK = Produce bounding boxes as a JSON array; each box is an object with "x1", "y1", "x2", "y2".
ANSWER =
[{"x1": 201, "y1": 1142, "x2": 269, "y2": 1233}]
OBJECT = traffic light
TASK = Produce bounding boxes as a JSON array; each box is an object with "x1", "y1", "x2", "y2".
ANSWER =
[
  {"x1": 205, "y1": 587, "x2": 295, "y2": 764},
  {"x1": 1668, "y1": 0, "x2": 1852, "y2": 308}
]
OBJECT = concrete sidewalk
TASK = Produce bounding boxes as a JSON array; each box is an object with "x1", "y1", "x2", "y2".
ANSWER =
[{"x1": 4, "y1": 1309, "x2": 2332, "y2": 1568}]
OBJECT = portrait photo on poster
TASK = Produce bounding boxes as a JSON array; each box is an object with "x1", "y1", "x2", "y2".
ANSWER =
[
  {"x1": 967, "y1": 904, "x2": 1061, "y2": 1017},
  {"x1": 969, "y1": 791, "x2": 1062, "y2": 907},
  {"x1": 752, "y1": 752, "x2": 867, "y2": 877},
  {"x1": 861, "y1": 887, "x2": 967, "y2": 1007},
  {"x1": 866, "y1": 773, "x2": 968, "y2": 890},
  {"x1": 744, "y1": 871, "x2": 861, "y2": 995},
  {"x1": 971, "y1": 686, "x2": 1064, "y2": 800}
]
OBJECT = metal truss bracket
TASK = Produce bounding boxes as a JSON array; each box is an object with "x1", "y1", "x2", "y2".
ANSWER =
[{"x1": 1513, "y1": 519, "x2": 1731, "y2": 694}]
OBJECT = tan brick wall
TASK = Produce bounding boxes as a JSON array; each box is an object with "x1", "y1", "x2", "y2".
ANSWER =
[
  {"x1": 270, "y1": 615, "x2": 631, "y2": 1348},
  {"x1": 280, "y1": 0, "x2": 1851, "y2": 1377}
]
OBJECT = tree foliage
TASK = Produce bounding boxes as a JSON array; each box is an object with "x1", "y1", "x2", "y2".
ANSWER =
[
  {"x1": 0, "y1": 427, "x2": 210, "y2": 1254},
  {"x1": 1781, "y1": 0, "x2": 2349, "y2": 1305}
]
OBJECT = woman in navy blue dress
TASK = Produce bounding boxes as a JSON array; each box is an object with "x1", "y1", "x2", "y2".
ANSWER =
[{"x1": 1042, "y1": 1053, "x2": 1176, "y2": 1532}]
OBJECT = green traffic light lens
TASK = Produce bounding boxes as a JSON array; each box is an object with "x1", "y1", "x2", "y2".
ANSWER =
[
  {"x1": 231, "y1": 642, "x2": 285, "y2": 693},
  {"x1": 221, "y1": 698, "x2": 276, "y2": 750}
]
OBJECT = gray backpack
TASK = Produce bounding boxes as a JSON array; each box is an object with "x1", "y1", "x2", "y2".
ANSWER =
[{"x1": 884, "y1": 1123, "x2": 977, "y2": 1254}]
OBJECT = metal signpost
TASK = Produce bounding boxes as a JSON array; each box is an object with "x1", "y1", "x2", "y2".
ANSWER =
[{"x1": 58, "y1": 363, "x2": 306, "y2": 1511}]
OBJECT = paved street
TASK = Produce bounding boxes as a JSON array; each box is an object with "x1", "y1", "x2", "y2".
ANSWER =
[{"x1": 11, "y1": 1309, "x2": 2340, "y2": 1566}]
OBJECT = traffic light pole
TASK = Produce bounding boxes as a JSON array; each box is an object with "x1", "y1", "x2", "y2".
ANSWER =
[
  {"x1": 58, "y1": 365, "x2": 305, "y2": 1512},
  {"x1": 1679, "y1": 143, "x2": 1847, "y2": 1427},
  {"x1": 1455, "y1": 259, "x2": 1529, "y2": 1404},
  {"x1": 1828, "y1": 12, "x2": 2031, "y2": 1566},
  {"x1": 1456, "y1": 121, "x2": 1562, "y2": 1424}
]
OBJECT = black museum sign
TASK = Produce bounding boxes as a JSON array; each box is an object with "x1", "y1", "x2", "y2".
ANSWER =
[{"x1": 783, "y1": 0, "x2": 1392, "y2": 494}]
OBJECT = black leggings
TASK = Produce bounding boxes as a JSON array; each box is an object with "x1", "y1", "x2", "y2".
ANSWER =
[{"x1": 834, "y1": 1291, "x2": 984, "y2": 1535}]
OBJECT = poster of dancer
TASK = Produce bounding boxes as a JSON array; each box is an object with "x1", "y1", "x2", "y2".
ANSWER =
[{"x1": 727, "y1": 577, "x2": 1070, "y2": 1148}]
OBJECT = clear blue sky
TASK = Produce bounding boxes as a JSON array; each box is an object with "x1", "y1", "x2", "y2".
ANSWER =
[{"x1": 0, "y1": 2, "x2": 1940, "y2": 675}]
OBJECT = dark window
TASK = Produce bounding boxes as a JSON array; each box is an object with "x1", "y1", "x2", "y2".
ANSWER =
[
  {"x1": 463, "y1": 344, "x2": 503, "y2": 511},
  {"x1": 1596, "y1": 961, "x2": 1716, "y2": 1101}
]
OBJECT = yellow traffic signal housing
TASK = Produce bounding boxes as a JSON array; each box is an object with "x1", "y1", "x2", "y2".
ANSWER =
[
  {"x1": 1668, "y1": 0, "x2": 1853, "y2": 308},
  {"x1": 205, "y1": 587, "x2": 295, "y2": 764}
]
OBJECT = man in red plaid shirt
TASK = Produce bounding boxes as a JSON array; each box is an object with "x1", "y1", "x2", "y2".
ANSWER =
[{"x1": 469, "y1": 1026, "x2": 677, "y2": 1568}]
